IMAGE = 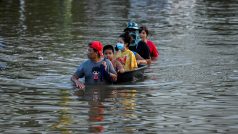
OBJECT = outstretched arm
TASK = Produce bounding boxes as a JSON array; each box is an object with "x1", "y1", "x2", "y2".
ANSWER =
[
  {"x1": 71, "y1": 74, "x2": 85, "y2": 89},
  {"x1": 135, "y1": 53, "x2": 147, "y2": 65}
]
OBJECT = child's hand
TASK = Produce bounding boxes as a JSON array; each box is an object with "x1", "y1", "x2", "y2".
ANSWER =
[
  {"x1": 110, "y1": 73, "x2": 117, "y2": 81},
  {"x1": 117, "y1": 57, "x2": 126, "y2": 65},
  {"x1": 102, "y1": 61, "x2": 107, "y2": 70}
]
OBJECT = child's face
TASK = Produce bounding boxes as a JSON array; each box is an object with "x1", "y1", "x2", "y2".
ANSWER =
[
  {"x1": 117, "y1": 37, "x2": 125, "y2": 44},
  {"x1": 104, "y1": 49, "x2": 114, "y2": 60},
  {"x1": 140, "y1": 30, "x2": 147, "y2": 39}
]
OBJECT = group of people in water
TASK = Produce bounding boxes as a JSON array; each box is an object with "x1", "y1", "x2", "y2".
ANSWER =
[{"x1": 71, "y1": 21, "x2": 159, "y2": 89}]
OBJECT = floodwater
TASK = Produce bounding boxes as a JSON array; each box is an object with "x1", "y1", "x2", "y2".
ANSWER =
[{"x1": 1, "y1": 0, "x2": 238, "y2": 133}]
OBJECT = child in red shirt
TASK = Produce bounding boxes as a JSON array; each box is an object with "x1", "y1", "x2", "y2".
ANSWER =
[{"x1": 139, "y1": 26, "x2": 159, "y2": 60}]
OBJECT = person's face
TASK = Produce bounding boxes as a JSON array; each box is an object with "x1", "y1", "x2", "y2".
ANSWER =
[
  {"x1": 87, "y1": 47, "x2": 97, "y2": 59},
  {"x1": 117, "y1": 37, "x2": 127, "y2": 49},
  {"x1": 117, "y1": 37, "x2": 125, "y2": 44},
  {"x1": 103, "y1": 49, "x2": 114, "y2": 60},
  {"x1": 140, "y1": 30, "x2": 147, "y2": 40}
]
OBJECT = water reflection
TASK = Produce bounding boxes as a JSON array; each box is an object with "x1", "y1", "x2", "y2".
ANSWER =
[
  {"x1": 51, "y1": 90, "x2": 72, "y2": 134},
  {"x1": 18, "y1": 0, "x2": 27, "y2": 35},
  {"x1": 75, "y1": 88, "x2": 107, "y2": 133},
  {"x1": 74, "y1": 87, "x2": 140, "y2": 133}
]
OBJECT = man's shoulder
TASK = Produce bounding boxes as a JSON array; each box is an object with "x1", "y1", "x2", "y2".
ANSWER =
[
  {"x1": 80, "y1": 60, "x2": 92, "y2": 67},
  {"x1": 81, "y1": 60, "x2": 89, "y2": 64}
]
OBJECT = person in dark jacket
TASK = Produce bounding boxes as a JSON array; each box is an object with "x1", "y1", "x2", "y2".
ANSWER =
[{"x1": 124, "y1": 21, "x2": 151, "y2": 64}]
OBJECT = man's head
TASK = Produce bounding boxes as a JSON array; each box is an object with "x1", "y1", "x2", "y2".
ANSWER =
[{"x1": 88, "y1": 41, "x2": 103, "y2": 59}]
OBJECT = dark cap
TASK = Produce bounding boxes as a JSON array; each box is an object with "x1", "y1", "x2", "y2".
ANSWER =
[{"x1": 124, "y1": 21, "x2": 139, "y2": 31}]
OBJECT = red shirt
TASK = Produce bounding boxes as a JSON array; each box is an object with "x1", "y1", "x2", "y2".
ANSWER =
[{"x1": 146, "y1": 40, "x2": 159, "y2": 58}]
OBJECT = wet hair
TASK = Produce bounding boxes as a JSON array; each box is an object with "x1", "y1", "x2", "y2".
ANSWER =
[
  {"x1": 103, "y1": 45, "x2": 114, "y2": 53},
  {"x1": 119, "y1": 32, "x2": 132, "y2": 47},
  {"x1": 139, "y1": 26, "x2": 149, "y2": 36}
]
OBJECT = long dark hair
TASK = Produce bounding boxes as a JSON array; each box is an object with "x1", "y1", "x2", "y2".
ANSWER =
[{"x1": 119, "y1": 32, "x2": 132, "y2": 47}]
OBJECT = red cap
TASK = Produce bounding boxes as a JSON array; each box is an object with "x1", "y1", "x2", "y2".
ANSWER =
[{"x1": 89, "y1": 41, "x2": 103, "y2": 56}]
